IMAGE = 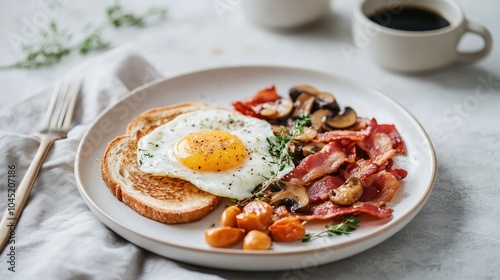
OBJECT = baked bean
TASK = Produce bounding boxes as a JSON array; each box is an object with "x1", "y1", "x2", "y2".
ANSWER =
[
  {"x1": 243, "y1": 230, "x2": 272, "y2": 250},
  {"x1": 242, "y1": 201, "x2": 274, "y2": 228},
  {"x1": 220, "y1": 206, "x2": 241, "y2": 227},
  {"x1": 236, "y1": 213, "x2": 267, "y2": 232},
  {"x1": 269, "y1": 217, "x2": 306, "y2": 242},
  {"x1": 204, "y1": 227, "x2": 245, "y2": 248}
]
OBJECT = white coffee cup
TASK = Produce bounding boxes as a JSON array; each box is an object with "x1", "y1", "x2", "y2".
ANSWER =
[
  {"x1": 352, "y1": 0, "x2": 492, "y2": 73},
  {"x1": 241, "y1": 0, "x2": 331, "y2": 29}
]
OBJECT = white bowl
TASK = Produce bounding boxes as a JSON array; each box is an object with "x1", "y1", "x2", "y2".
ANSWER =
[{"x1": 241, "y1": 0, "x2": 331, "y2": 29}]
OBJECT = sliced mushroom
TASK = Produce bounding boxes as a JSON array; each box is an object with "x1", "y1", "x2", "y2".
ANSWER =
[
  {"x1": 289, "y1": 85, "x2": 321, "y2": 101},
  {"x1": 313, "y1": 91, "x2": 341, "y2": 114},
  {"x1": 292, "y1": 93, "x2": 315, "y2": 118},
  {"x1": 301, "y1": 143, "x2": 325, "y2": 157},
  {"x1": 272, "y1": 125, "x2": 287, "y2": 136},
  {"x1": 288, "y1": 142, "x2": 301, "y2": 157},
  {"x1": 324, "y1": 107, "x2": 357, "y2": 130},
  {"x1": 310, "y1": 108, "x2": 333, "y2": 131},
  {"x1": 260, "y1": 98, "x2": 294, "y2": 119},
  {"x1": 269, "y1": 180, "x2": 310, "y2": 212},
  {"x1": 272, "y1": 124, "x2": 317, "y2": 141},
  {"x1": 287, "y1": 143, "x2": 304, "y2": 165},
  {"x1": 328, "y1": 177, "x2": 364, "y2": 206},
  {"x1": 293, "y1": 127, "x2": 317, "y2": 141}
]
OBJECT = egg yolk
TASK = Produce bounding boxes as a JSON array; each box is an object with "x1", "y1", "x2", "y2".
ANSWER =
[{"x1": 174, "y1": 130, "x2": 248, "y2": 172}]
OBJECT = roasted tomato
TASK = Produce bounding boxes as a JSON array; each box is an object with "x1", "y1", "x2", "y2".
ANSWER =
[{"x1": 269, "y1": 217, "x2": 306, "y2": 242}]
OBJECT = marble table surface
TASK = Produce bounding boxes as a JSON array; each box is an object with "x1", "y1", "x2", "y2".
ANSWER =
[{"x1": 1, "y1": 0, "x2": 499, "y2": 279}]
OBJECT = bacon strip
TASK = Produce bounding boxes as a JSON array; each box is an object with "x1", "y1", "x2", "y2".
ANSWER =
[
  {"x1": 283, "y1": 141, "x2": 353, "y2": 185},
  {"x1": 293, "y1": 201, "x2": 393, "y2": 221},
  {"x1": 375, "y1": 124, "x2": 406, "y2": 154},
  {"x1": 245, "y1": 86, "x2": 281, "y2": 105},
  {"x1": 315, "y1": 130, "x2": 367, "y2": 143},
  {"x1": 306, "y1": 175, "x2": 345, "y2": 203},
  {"x1": 365, "y1": 119, "x2": 406, "y2": 154},
  {"x1": 232, "y1": 86, "x2": 281, "y2": 118},
  {"x1": 232, "y1": 101, "x2": 263, "y2": 119},
  {"x1": 359, "y1": 171, "x2": 400, "y2": 206},
  {"x1": 344, "y1": 159, "x2": 378, "y2": 181},
  {"x1": 358, "y1": 132, "x2": 396, "y2": 166},
  {"x1": 391, "y1": 168, "x2": 408, "y2": 180}
]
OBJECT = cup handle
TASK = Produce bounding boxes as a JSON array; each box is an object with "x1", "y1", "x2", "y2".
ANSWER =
[{"x1": 457, "y1": 21, "x2": 493, "y2": 63}]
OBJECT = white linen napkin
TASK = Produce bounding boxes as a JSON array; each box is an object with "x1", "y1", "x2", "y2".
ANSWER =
[{"x1": 0, "y1": 46, "x2": 224, "y2": 280}]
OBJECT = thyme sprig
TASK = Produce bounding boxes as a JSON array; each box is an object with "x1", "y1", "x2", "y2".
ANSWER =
[
  {"x1": 2, "y1": 1, "x2": 167, "y2": 70},
  {"x1": 2, "y1": 22, "x2": 71, "y2": 69},
  {"x1": 267, "y1": 114, "x2": 311, "y2": 181},
  {"x1": 2, "y1": 23, "x2": 110, "y2": 70},
  {"x1": 238, "y1": 115, "x2": 310, "y2": 206},
  {"x1": 79, "y1": 27, "x2": 110, "y2": 54},
  {"x1": 302, "y1": 215, "x2": 360, "y2": 242},
  {"x1": 107, "y1": 1, "x2": 167, "y2": 27}
]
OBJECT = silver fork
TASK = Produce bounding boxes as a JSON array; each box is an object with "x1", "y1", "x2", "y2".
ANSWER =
[{"x1": 0, "y1": 78, "x2": 81, "y2": 252}]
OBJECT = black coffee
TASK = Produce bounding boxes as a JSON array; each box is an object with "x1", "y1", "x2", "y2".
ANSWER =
[{"x1": 368, "y1": 5, "x2": 450, "y2": 31}]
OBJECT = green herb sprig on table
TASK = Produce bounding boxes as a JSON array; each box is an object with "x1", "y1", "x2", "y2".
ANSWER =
[
  {"x1": 107, "y1": 2, "x2": 167, "y2": 27},
  {"x1": 302, "y1": 215, "x2": 360, "y2": 242},
  {"x1": 1, "y1": 1, "x2": 167, "y2": 70},
  {"x1": 79, "y1": 27, "x2": 110, "y2": 55},
  {"x1": 3, "y1": 22, "x2": 72, "y2": 69}
]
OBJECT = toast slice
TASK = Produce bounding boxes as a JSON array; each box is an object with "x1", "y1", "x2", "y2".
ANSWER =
[{"x1": 101, "y1": 102, "x2": 222, "y2": 224}]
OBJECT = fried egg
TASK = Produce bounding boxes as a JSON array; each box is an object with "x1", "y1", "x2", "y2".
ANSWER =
[{"x1": 137, "y1": 109, "x2": 294, "y2": 200}]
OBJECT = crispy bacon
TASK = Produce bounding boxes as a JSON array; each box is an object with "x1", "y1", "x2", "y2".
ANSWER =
[
  {"x1": 232, "y1": 101, "x2": 263, "y2": 119},
  {"x1": 245, "y1": 85, "x2": 281, "y2": 105},
  {"x1": 315, "y1": 130, "x2": 367, "y2": 143},
  {"x1": 293, "y1": 201, "x2": 393, "y2": 221},
  {"x1": 365, "y1": 118, "x2": 379, "y2": 135},
  {"x1": 344, "y1": 159, "x2": 378, "y2": 181},
  {"x1": 391, "y1": 168, "x2": 408, "y2": 180},
  {"x1": 358, "y1": 132, "x2": 396, "y2": 166},
  {"x1": 306, "y1": 175, "x2": 345, "y2": 203},
  {"x1": 359, "y1": 171, "x2": 400, "y2": 206},
  {"x1": 375, "y1": 124, "x2": 406, "y2": 154},
  {"x1": 365, "y1": 118, "x2": 406, "y2": 154},
  {"x1": 284, "y1": 141, "x2": 354, "y2": 185},
  {"x1": 232, "y1": 86, "x2": 281, "y2": 118},
  {"x1": 377, "y1": 158, "x2": 394, "y2": 172}
]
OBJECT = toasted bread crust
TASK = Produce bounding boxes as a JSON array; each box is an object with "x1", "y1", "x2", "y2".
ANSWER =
[{"x1": 101, "y1": 102, "x2": 222, "y2": 224}]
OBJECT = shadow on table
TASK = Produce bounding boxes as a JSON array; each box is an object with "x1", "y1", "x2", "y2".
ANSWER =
[{"x1": 393, "y1": 65, "x2": 500, "y2": 95}]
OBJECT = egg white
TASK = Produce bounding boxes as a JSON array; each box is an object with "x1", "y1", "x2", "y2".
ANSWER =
[{"x1": 137, "y1": 109, "x2": 294, "y2": 200}]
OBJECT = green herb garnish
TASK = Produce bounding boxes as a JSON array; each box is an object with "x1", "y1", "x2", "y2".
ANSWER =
[
  {"x1": 267, "y1": 114, "x2": 311, "y2": 182},
  {"x1": 302, "y1": 215, "x2": 360, "y2": 242},
  {"x1": 238, "y1": 114, "x2": 310, "y2": 206}
]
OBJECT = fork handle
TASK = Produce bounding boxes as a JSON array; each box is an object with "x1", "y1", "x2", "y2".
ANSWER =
[{"x1": 0, "y1": 134, "x2": 62, "y2": 253}]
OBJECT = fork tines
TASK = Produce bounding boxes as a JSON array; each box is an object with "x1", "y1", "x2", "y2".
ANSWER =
[{"x1": 40, "y1": 79, "x2": 81, "y2": 134}]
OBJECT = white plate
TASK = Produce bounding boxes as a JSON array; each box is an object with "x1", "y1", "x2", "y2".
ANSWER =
[{"x1": 75, "y1": 65, "x2": 436, "y2": 271}]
